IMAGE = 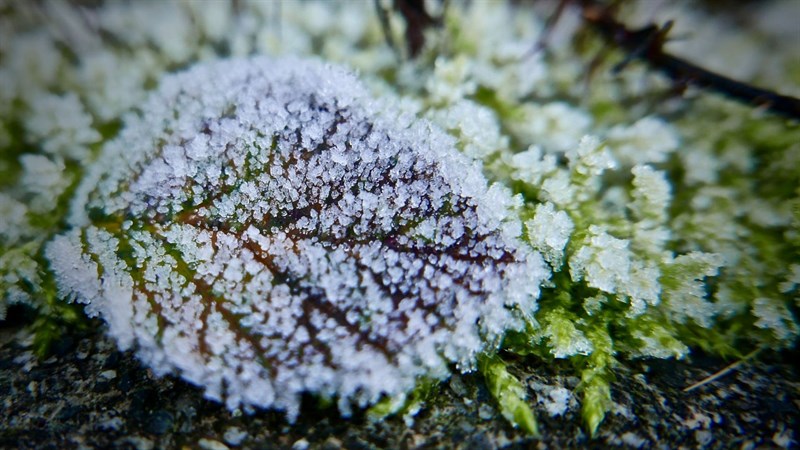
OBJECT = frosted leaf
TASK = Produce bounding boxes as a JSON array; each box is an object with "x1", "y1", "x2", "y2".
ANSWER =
[
  {"x1": 631, "y1": 225, "x2": 671, "y2": 259},
  {"x1": 46, "y1": 56, "x2": 548, "y2": 419},
  {"x1": 743, "y1": 198, "x2": 792, "y2": 228}
]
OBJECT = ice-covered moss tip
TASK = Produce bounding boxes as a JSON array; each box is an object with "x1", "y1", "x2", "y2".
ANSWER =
[{"x1": 45, "y1": 56, "x2": 549, "y2": 418}]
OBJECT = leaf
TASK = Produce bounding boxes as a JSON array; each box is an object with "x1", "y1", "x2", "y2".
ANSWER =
[
  {"x1": 580, "y1": 370, "x2": 611, "y2": 438},
  {"x1": 577, "y1": 321, "x2": 615, "y2": 437},
  {"x1": 479, "y1": 353, "x2": 539, "y2": 436},
  {"x1": 367, "y1": 379, "x2": 437, "y2": 422},
  {"x1": 44, "y1": 56, "x2": 548, "y2": 419}
]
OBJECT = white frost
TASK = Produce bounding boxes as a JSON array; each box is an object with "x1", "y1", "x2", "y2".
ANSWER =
[{"x1": 47, "y1": 56, "x2": 549, "y2": 419}]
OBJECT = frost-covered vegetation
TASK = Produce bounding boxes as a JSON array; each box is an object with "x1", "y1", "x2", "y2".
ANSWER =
[
  {"x1": 1, "y1": 0, "x2": 798, "y2": 435},
  {"x1": 46, "y1": 55, "x2": 548, "y2": 419}
]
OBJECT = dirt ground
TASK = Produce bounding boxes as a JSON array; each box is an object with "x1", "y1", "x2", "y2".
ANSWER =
[{"x1": 1, "y1": 307, "x2": 797, "y2": 450}]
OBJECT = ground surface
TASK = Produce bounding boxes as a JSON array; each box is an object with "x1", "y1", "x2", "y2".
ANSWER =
[{"x1": 0, "y1": 308, "x2": 797, "y2": 450}]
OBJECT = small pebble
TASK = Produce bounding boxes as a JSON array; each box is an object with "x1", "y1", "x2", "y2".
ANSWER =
[
  {"x1": 478, "y1": 403, "x2": 495, "y2": 420},
  {"x1": 321, "y1": 437, "x2": 342, "y2": 450},
  {"x1": 458, "y1": 418, "x2": 476, "y2": 433},
  {"x1": 450, "y1": 377, "x2": 468, "y2": 397},
  {"x1": 223, "y1": 427, "x2": 247, "y2": 446},
  {"x1": 145, "y1": 410, "x2": 173, "y2": 435},
  {"x1": 198, "y1": 438, "x2": 229, "y2": 450},
  {"x1": 292, "y1": 438, "x2": 310, "y2": 450},
  {"x1": 98, "y1": 417, "x2": 125, "y2": 431},
  {"x1": 121, "y1": 436, "x2": 154, "y2": 450}
]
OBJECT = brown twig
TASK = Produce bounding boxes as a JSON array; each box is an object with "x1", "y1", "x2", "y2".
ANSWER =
[
  {"x1": 374, "y1": 0, "x2": 399, "y2": 58},
  {"x1": 527, "y1": 0, "x2": 570, "y2": 57},
  {"x1": 374, "y1": 0, "x2": 442, "y2": 59},
  {"x1": 683, "y1": 348, "x2": 762, "y2": 393},
  {"x1": 395, "y1": 0, "x2": 438, "y2": 58},
  {"x1": 577, "y1": 0, "x2": 800, "y2": 120}
]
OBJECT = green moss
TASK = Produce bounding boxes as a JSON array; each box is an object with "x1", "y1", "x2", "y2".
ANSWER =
[{"x1": 479, "y1": 353, "x2": 539, "y2": 436}]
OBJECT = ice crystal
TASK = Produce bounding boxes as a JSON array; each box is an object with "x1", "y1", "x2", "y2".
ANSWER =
[
  {"x1": 513, "y1": 102, "x2": 592, "y2": 153},
  {"x1": 525, "y1": 202, "x2": 574, "y2": 270},
  {"x1": 606, "y1": 117, "x2": 679, "y2": 166},
  {"x1": 19, "y1": 155, "x2": 71, "y2": 214},
  {"x1": 45, "y1": 56, "x2": 548, "y2": 418},
  {"x1": 25, "y1": 92, "x2": 100, "y2": 161}
]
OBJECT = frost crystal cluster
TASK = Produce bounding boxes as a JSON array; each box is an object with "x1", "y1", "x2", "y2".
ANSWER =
[{"x1": 45, "y1": 57, "x2": 546, "y2": 417}]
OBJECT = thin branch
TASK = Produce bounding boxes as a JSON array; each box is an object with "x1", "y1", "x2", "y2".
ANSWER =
[
  {"x1": 577, "y1": 0, "x2": 800, "y2": 120},
  {"x1": 527, "y1": 0, "x2": 570, "y2": 57},
  {"x1": 683, "y1": 347, "x2": 762, "y2": 393},
  {"x1": 374, "y1": 0, "x2": 399, "y2": 57},
  {"x1": 394, "y1": 0, "x2": 439, "y2": 58}
]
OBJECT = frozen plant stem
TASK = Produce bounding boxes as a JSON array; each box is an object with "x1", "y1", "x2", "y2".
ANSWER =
[{"x1": 577, "y1": 0, "x2": 800, "y2": 119}]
